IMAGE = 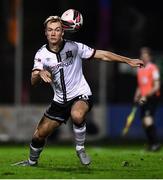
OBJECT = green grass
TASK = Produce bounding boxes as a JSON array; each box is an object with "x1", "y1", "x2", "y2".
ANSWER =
[{"x1": 0, "y1": 144, "x2": 163, "y2": 179}]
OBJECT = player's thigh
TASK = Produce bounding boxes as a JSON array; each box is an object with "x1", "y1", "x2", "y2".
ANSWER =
[
  {"x1": 71, "y1": 100, "x2": 89, "y2": 124},
  {"x1": 34, "y1": 116, "x2": 62, "y2": 138}
]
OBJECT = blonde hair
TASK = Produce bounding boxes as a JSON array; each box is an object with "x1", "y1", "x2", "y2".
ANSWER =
[{"x1": 44, "y1": 16, "x2": 62, "y2": 28}]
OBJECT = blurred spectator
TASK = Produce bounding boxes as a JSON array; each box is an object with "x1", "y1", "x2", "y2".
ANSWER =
[{"x1": 134, "y1": 47, "x2": 161, "y2": 151}]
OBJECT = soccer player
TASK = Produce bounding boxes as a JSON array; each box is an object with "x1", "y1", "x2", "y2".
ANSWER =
[
  {"x1": 134, "y1": 47, "x2": 161, "y2": 151},
  {"x1": 14, "y1": 16, "x2": 144, "y2": 166}
]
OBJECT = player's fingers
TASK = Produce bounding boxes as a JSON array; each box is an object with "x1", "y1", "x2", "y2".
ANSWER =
[
  {"x1": 136, "y1": 62, "x2": 144, "y2": 67},
  {"x1": 39, "y1": 70, "x2": 52, "y2": 78},
  {"x1": 131, "y1": 59, "x2": 144, "y2": 68},
  {"x1": 44, "y1": 78, "x2": 52, "y2": 83},
  {"x1": 40, "y1": 75, "x2": 52, "y2": 83},
  {"x1": 139, "y1": 63, "x2": 144, "y2": 68},
  {"x1": 45, "y1": 71, "x2": 52, "y2": 78},
  {"x1": 138, "y1": 62, "x2": 144, "y2": 68}
]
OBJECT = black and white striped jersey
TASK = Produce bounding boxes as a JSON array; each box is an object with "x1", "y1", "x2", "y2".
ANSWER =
[{"x1": 32, "y1": 39, "x2": 96, "y2": 103}]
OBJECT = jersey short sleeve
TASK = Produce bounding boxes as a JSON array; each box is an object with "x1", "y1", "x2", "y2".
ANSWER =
[
  {"x1": 32, "y1": 51, "x2": 44, "y2": 71},
  {"x1": 75, "y1": 42, "x2": 95, "y2": 59},
  {"x1": 152, "y1": 64, "x2": 160, "y2": 80}
]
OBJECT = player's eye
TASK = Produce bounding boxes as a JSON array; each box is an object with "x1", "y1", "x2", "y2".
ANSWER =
[
  {"x1": 55, "y1": 27, "x2": 62, "y2": 32},
  {"x1": 47, "y1": 28, "x2": 52, "y2": 32}
]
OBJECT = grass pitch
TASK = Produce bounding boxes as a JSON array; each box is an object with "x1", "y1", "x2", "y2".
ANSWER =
[{"x1": 0, "y1": 144, "x2": 163, "y2": 179}]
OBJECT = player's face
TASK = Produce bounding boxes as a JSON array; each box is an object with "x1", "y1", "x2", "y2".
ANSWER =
[
  {"x1": 140, "y1": 52, "x2": 151, "y2": 64},
  {"x1": 45, "y1": 21, "x2": 64, "y2": 45}
]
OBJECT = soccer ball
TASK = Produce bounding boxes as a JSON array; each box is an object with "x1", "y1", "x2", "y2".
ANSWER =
[{"x1": 61, "y1": 9, "x2": 83, "y2": 32}]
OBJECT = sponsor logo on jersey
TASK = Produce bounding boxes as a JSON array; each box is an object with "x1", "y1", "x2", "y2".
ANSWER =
[{"x1": 49, "y1": 59, "x2": 73, "y2": 72}]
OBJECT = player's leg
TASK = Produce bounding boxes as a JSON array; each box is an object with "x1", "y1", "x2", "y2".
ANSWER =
[
  {"x1": 71, "y1": 96, "x2": 92, "y2": 165},
  {"x1": 12, "y1": 100, "x2": 69, "y2": 166},
  {"x1": 141, "y1": 98, "x2": 161, "y2": 151},
  {"x1": 28, "y1": 116, "x2": 62, "y2": 164},
  {"x1": 142, "y1": 115, "x2": 161, "y2": 151},
  {"x1": 13, "y1": 116, "x2": 62, "y2": 166}
]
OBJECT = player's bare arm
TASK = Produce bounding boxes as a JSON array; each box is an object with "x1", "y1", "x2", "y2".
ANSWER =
[
  {"x1": 134, "y1": 87, "x2": 141, "y2": 103},
  {"x1": 94, "y1": 50, "x2": 144, "y2": 68},
  {"x1": 31, "y1": 70, "x2": 52, "y2": 85},
  {"x1": 134, "y1": 87, "x2": 146, "y2": 105}
]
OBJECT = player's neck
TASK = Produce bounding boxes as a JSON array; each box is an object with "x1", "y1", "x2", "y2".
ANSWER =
[{"x1": 49, "y1": 39, "x2": 63, "y2": 53}]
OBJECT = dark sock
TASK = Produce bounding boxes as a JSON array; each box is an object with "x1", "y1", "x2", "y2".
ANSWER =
[
  {"x1": 29, "y1": 138, "x2": 45, "y2": 162},
  {"x1": 31, "y1": 138, "x2": 45, "y2": 148},
  {"x1": 145, "y1": 124, "x2": 158, "y2": 145}
]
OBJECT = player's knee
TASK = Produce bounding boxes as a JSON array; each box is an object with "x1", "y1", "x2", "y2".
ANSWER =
[
  {"x1": 71, "y1": 111, "x2": 85, "y2": 125},
  {"x1": 143, "y1": 116, "x2": 153, "y2": 127}
]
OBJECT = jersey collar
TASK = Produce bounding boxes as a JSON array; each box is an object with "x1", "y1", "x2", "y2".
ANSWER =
[{"x1": 46, "y1": 40, "x2": 65, "y2": 54}]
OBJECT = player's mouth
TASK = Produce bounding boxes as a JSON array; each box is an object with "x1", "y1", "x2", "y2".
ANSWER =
[
  {"x1": 51, "y1": 37, "x2": 56, "y2": 40},
  {"x1": 50, "y1": 37, "x2": 57, "y2": 42}
]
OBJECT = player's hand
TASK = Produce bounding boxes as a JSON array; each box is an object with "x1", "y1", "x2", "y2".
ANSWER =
[
  {"x1": 39, "y1": 70, "x2": 52, "y2": 83},
  {"x1": 134, "y1": 95, "x2": 140, "y2": 103},
  {"x1": 138, "y1": 96, "x2": 147, "y2": 105},
  {"x1": 128, "y1": 59, "x2": 144, "y2": 68}
]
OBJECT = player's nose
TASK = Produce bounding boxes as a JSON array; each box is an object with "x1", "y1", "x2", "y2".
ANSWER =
[{"x1": 51, "y1": 30, "x2": 56, "y2": 35}]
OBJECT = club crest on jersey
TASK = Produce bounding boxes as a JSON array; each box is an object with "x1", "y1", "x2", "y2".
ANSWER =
[{"x1": 66, "y1": 51, "x2": 73, "y2": 59}]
